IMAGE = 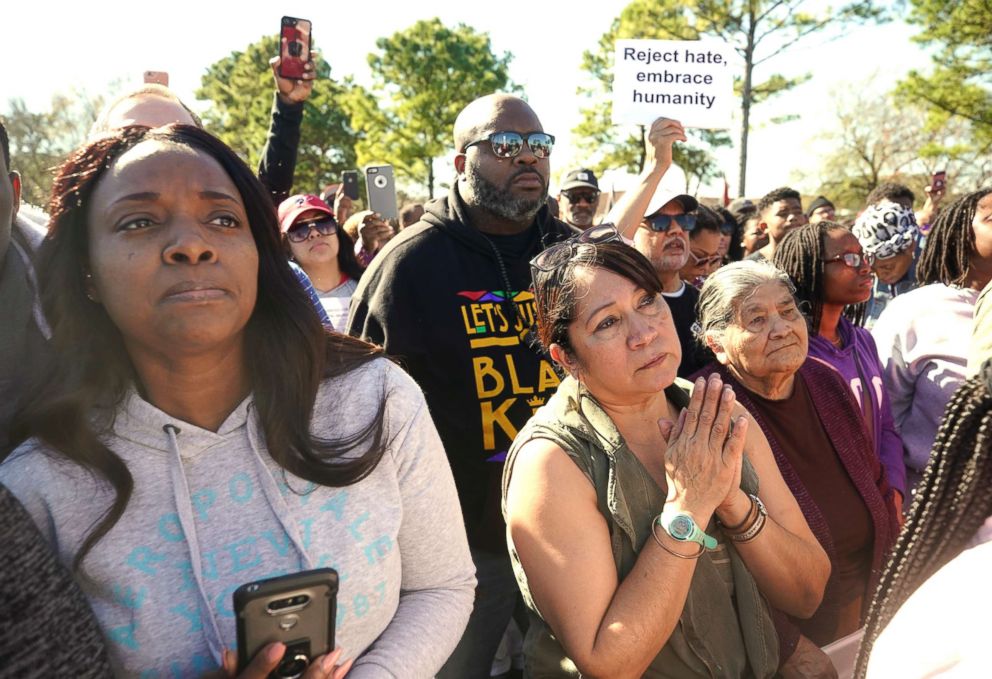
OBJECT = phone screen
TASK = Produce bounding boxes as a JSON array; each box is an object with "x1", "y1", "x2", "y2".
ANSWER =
[{"x1": 279, "y1": 17, "x2": 312, "y2": 80}]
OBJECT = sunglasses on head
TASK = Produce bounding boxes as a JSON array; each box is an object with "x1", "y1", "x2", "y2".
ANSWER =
[
  {"x1": 644, "y1": 213, "x2": 696, "y2": 233},
  {"x1": 463, "y1": 131, "x2": 556, "y2": 159},
  {"x1": 822, "y1": 252, "x2": 875, "y2": 269},
  {"x1": 530, "y1": 223, "x2": 621, "y2": 273},
  {"x1": 719, "y1": 222, "x2": 735, "y2": 236},
  {"x1": 287, "y1": 217, "x2": 337, "y2": 243},
  {"x1": 564, "y1": 190, "x2": 600, "y2": 205}
]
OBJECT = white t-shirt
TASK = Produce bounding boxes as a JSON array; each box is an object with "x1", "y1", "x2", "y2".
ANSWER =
[{"x1": 317, "y1": 277, "x2": 359, "y2": 332}]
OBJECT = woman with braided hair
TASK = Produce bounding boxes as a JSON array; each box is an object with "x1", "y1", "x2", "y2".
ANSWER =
[
  {"x1": 856, "y1": 360, "x2": 992, "y2": 677},
  {"x1": 774, "y1": 222, "x2": 907, "y2": 516},
  {"x1": 872, "y1": 188, "x2": 992, "y2": 492}
]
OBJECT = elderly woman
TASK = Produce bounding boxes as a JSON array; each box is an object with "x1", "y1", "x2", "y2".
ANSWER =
[
  {"x1": 0, "y1": 125, "x2": 475, "y2": 678},
  {"x1": 503, "y1": 229, "x2": 828, "y2": 678},
  {"x1": 695, "y1": 260, "x2": 900, "y2": 674}
]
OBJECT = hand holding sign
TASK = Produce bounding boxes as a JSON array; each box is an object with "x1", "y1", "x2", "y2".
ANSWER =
[
  {"x1": 613, "y1": 39, "x2": 734, "y2": 129},
  {"x1": 646, "y1": 118, "x2": 687, "y2": 169}
]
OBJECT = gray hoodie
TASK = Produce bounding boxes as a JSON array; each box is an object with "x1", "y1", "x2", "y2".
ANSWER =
[{"x1": 0, "y1": 358, "x2": 476, "y2": 678}]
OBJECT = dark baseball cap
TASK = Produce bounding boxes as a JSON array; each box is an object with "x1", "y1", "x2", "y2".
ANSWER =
[{"x1": 561, "y1": 168, "x2": 599, "y2": 193}]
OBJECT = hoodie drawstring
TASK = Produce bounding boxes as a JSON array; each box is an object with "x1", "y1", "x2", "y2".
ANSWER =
[
  {"x1": 244, "y1": 406, "x2": 314, "y2": 571},
  {"x1": 163, "y1": 424, "x2": 226, "y2": 666}
]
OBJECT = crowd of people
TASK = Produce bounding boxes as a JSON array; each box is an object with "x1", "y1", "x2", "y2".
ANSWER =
[{"x1": 1, "y1": 40, "x2": 992, "y2": 679}]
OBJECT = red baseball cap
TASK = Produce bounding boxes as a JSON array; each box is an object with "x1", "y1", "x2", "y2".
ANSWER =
[{"x1": 278, "y1": 194, "x2": 335, "y2": 233}]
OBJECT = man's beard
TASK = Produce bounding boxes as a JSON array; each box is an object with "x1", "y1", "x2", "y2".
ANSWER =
[
  {"x1": 567, "y1": 206, "x2": 594, "y2": 228},
  {"x1": 465, "y1": 163, "x2": 546, "y2": 222},
  {"x1": 651, "y1": 238, "x2": 690, "y2": 272}
]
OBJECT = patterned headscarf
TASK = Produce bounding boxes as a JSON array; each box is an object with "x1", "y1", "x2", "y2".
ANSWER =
[{"x1": 853, "y1": 201, "x2": 919, "y2": 259}]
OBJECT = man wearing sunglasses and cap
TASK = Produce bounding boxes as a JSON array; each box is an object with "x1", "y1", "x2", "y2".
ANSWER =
[
  {"x1": 348, "y1": 93, "x2": 572, "y2": 679},
  {"x1": 558, "y1": 168, "x2": 601, "y2": 231},
  {"x1": 607, "y1": 117, "x2": 707, "y2": 377}
]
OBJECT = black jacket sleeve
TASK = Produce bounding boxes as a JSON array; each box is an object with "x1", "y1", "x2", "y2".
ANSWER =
[{"x1": 257, "y1": 93, "x2": 304, "y2": 207}]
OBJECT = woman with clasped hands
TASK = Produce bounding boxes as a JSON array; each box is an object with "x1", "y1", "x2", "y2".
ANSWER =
[{"x1": 501, "y1": 231, "x2": 829, "y2": 678}]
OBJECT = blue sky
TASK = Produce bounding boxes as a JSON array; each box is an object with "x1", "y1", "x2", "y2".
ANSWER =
[{"x1": 3, "y1": 1, "x2": 931, "y2": 199}]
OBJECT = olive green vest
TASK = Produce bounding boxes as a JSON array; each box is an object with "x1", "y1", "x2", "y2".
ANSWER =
[{"x1": 502, "y1": 377, "x2": 779, "y2": 678}]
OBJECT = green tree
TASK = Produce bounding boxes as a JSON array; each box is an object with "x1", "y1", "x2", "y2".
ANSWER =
[
  {"x1": 3, "y1": 91, "x2": 104, "y2": 207},
  {"x1": 342, "y1": 18, "x2": 514, "y2": 199},
  {"x1": 576, "y1": 0, "x2": 885, "y2": 195},
  {"x1": 898, "y1": 0, "x2": 992, "y2": 156},
  {"x1": 197, "y1": 35, "x2": 356, "y2": 195}
]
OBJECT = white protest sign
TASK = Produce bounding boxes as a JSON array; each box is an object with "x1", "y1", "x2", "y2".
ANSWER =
[{"x1": 612, "y1": 39, "x2": 734, "y2": 129}]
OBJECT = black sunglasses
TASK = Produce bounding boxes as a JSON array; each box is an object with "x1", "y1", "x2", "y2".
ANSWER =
[
  {"x1": 644, "y1": 213, "x2": 696, "y2": 233},
  {"x1": 530, "y1": 223, "x2": 621, "y2": 272},
  {"x1": 463, "y1": 131, "x2": 556, "y2": 159},
  {"x1": 287, "y1": 217, "x2": 337, "y2": 243},
  {"x1": 564, "y1": 190, "x2": 600, "y2": 205}
]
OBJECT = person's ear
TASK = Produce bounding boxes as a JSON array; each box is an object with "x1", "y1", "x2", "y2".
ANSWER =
[
  {"x1": 9, "y1": 171, "x2": 20, "y2": 219},
  {"x1": 453, "y1": 153, "x2": 466, "y2": 176},
  {"x1": 549, "y1": 343, "x2": 579, "y2": 378},
  {"x1": 704, "y1": 332, "x2": 730, "y2": 366}
]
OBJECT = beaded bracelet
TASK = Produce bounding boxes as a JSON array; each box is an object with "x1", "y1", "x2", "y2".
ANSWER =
[
  {"x1": 651, "y1": 521, "x2": 704, "y2": 559},
  {"x1": 730, "y1": 509, "x2": 767, "y2": 543}
]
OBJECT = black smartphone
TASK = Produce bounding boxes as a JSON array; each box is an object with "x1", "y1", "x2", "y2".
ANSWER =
[
  {"x1": 279, "y1": 16, "x2": 312, "y2": 80},
  {"x1": 234, "y1": 568, "x2": 338, "y2": 677},
  {"x1": 365, "y1": 165, "x2": 398, "y2": 222},
  {"x1": 342, "y1": 170, "x2": 360, "y2": 201}
]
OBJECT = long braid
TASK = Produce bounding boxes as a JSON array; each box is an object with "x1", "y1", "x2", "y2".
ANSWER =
[
  {"x1": 917, "y1": 188, "x2": 992, "y2": 286},
  {"x1": 773, "y1": 222, "x2": 830, "y2": 331},
  {"x1": 854, "y1": 362, "x2": 992, "y2": 677}
]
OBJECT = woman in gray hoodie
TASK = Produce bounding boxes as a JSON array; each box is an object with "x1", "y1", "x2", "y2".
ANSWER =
[{"x1": 0, "y1": 125, "x2": 475, "y2": 679}]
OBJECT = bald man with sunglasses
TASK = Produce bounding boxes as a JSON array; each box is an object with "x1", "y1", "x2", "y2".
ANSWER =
[
  {"x1": 347, "y1": 93, "x2": 573, "y2": 679},
  {"x1": 607, "y1": 116, "x2": 708, "y2": 377}
]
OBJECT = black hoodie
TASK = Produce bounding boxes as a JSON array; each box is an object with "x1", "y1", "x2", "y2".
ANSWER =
[{"x1": 347, "y1": 185, "x2": 571, "y2": 552}]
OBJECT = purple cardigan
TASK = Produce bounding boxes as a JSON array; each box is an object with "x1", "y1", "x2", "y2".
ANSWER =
[
  {"x1": 807, "y1": 317, "x2": 907, "y2": 497},
  {"x1": 696, "y1": 359, "x2": 900, "y2": 662}
]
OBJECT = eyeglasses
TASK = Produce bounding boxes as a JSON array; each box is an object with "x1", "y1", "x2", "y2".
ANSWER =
[
  {"x1": 822, "y1": 252, "x2": 874, "y2": 268},
  {"x1": 688, "y1": 251, "x2": 723, "y2": 267},
  {"x1": 463, "y1": 131, "x2": 556, "y2": 159},
  {"x1": 564, "y1": 190, "x2": 600, "y2": 205},
  {"x1": 287, "y1": 217, "x2": 338, "y2": 243},
  {"x1": 644, "y1": 213, "x2": 696, "y2": 233},
  {"x1": 530, "y1": 223, "x2": 621, "y2": 272}
]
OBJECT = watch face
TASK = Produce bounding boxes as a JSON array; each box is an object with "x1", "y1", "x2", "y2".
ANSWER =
[{"x1": 670, "y1": 514, "x2": 694, "y2": 540}]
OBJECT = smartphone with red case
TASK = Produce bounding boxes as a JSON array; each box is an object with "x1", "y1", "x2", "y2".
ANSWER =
[
  {"x1": 143, "y1": 71, "x2": 169, "y2": 86},
  {"x1": 930, "y1": 170, "x2": 946, "y2": 194},
  {"x1": 279, "y1": 16, "x2": 312, "y2": 80}
]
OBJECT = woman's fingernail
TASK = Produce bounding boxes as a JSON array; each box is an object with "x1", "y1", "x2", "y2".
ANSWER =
[{"x1": 267, "y1": 643, "x2": 285, "y2": 661}]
